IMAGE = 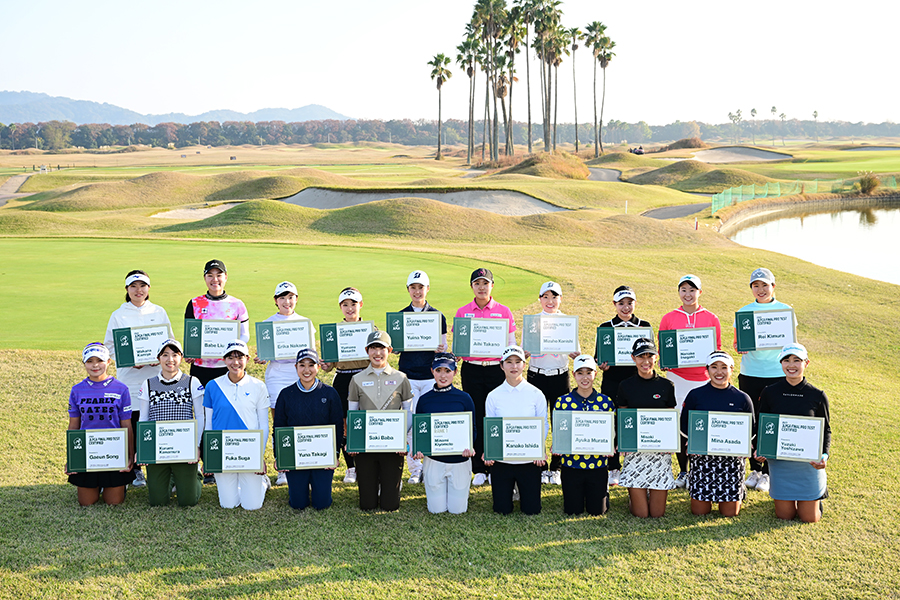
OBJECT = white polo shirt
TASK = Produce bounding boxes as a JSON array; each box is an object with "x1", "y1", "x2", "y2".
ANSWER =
[{"x1": 485, "y1": 378, "x2": 548, "y2": 464}]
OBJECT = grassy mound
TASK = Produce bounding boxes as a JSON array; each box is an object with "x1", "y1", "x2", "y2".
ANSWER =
[
  {"x1": 674, "y1": 168, "x2": 774, "y2": 193},
  {"x1": 493, "y1": 151, "x2": 590, "y2": 180},
  {"x1": 586, "y1": 152, "x2": 660, "y2": 167},
  {"x1": 153, "y1": 199, "x2": 319, "y2": 237},
  {"x1": 629, "y1": 160, "x2": 713, "y2": 186}
]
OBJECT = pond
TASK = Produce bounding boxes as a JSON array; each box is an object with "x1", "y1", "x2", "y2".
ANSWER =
[{"x1": 729, "y1": 203, "x2": 900, "y2": 285}]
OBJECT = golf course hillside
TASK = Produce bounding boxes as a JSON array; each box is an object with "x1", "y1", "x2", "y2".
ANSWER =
[
  {"x1": 493, "y1": 150, "x2": 591, "y2": 179},
  {"x1": 628, "y1": 160, "x2": 775, "y2": 193}
]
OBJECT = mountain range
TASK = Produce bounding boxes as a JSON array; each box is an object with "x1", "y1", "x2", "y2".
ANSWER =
[{"x1": 0, "y1": 91, "x2": 351, "y2": 125}]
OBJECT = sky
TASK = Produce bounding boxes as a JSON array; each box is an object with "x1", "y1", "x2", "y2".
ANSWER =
[{"x1": 1, "y1": 0, "x2": 896, "y2": 125}]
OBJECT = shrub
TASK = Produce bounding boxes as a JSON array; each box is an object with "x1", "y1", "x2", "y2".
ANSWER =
[{"x1": 858, "y1": 171, "x2": 880, "y2": 194}]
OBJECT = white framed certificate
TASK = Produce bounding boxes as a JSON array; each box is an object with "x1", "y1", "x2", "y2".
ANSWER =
[
  {"x1": 112, "y1": 324, "x2": 171, "y2": 367},
  {"x1": 256, "y1": 319, "x2": 315, "y2": 361},
  {"x1": 274, "y1": 426, "x2": 338, "y2": 470},
  {"x1": 184, "y1": 319, "x2": 241, "y2": 359},
  {"x1": 483, "y1": 417, "x2": 545, "y2": 461},
  {"x1": 319, "y1": 321, "x2": 375, "y2": 363},
  {"x1": 686, "y1": 411, "x2": 752, "y2": 457},
  {"x1": 658, "y1": 327, "x2": 718, "y2": 369},
  {"x1": 595, "y1": 327, "x2": 654, "y2": 366},
  {"x1": 136, "y1": 420, "x2": 199, "y2": 464},
  {"x1": 411, "y1": 412, "x2": 473, "y2": 456},
  {"x1": 452, "y1": 317, "x2": 509, "y2": 359},
  {"x1": 522, "y1": 314, "x2": 580, "y2": 354},
  {"x1": 346, "y1": 410, "x2": 408, "y2": 452},
  {"x1": 735, "y1": 308, "x2": 796, "y2": 352},
  {"x1": 551, "y1": 410, "x2": 615, "y2": 455},
  {"x1": 757, "y1": 414, "x2": 825, "y2": 462},
  {"x1": 202, "y1": 430, "x2": 265, "y2": 473},
  {"x1": 617, "y1": 409, "x2": 679, "y2": 453},
  {"x1": 66, "y1": 428, "x2": 129, "y2": 472},
  {"x1": 386, "y1": 312, "x2": 442, "y2": 352}
]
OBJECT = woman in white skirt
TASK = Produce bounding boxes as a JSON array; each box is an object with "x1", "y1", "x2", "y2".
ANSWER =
[{"x1": 615, "y1": 339, "x2": 677, "y2": 518}]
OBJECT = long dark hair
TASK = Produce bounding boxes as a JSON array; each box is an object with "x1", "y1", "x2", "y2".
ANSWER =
[{"x1": 125, "y1": 269, "x2": 150, "y2": 302}]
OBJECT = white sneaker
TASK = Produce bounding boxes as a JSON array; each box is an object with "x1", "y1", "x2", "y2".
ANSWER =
[
  {"x1": 472, "y1": 473, "x2": 488, "y2": 486},
  {"x1": 343, "y1": 467, "x2": 357, "y2": 484},
  {"x1": 132, "y1": 469, "x2": 146, "y2": 488},
  {"x1": 541, "y1": 470, "x2": 551, "y2": 484},
  {"x1": 408, "y1": 472, "x2": 421, "y2": 485},
  {"x1": 608, "y1": 469, "x2": 620, "y2": 487},
  {"x1": 674, "y1": 472, "x2": 688, "y2": 489},
  {"x1": 275, "y1": 472, "x2": 288, "y2": 486},
  {"x1": 263, "y1": 475, "x2": 272, "y2": 489},
  {"x1": 745, "y1": 470, "x2": 760, "y2": 489},
  {"x1": 755, "y1": 473, "x2": 771, "y2": 492},
  {"x1": 512, "y1": 484, "x2": 520, "y2": 502},
  {"x1": 550, "y1": 470, "x2": 562, "y2": 485}
]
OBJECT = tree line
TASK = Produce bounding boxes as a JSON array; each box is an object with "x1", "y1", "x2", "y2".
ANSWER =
[{"x1": 0, "y1": 117, "x2": 897, "y2": 153}]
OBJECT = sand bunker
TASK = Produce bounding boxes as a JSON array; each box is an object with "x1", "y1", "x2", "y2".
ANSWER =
[
  {"x1": 281, "y1": 188, "x2": 564, "y2": 216},
  {"x1": 846, "y1": 146, "x2": 900, "y2": 151},
  {"x1": 151, "y1": 203, "x2": 240, "y2": 220},
  {"x1": 588, "y1": 168, "x2": 621, "y2": 182},
  {"x1": 692, "y1": 147, "x2": 791, "y2": 163}
]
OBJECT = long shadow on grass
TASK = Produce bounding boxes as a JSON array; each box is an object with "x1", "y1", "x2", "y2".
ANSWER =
[{"x1": 0, "y1": 482, "x2": 795, "y2": 595}]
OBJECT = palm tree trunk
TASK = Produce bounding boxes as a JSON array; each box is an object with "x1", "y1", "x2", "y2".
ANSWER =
[
  {"x1": 525, "y1": 28, "x2": 532, "y2": 154},
  {"x1": 483, "y1": 77, "x2": 490, "y2": 162},
  {"x1": 572, "y1": 50, "x2": 578, "y2": 153},
  {"x1": 468, "y1": 70, "x2": 475, "y2": 164},
  {"x1": 592, "y1": 60, "x2": 598, "y2": 158},
  {"x1": 543, "y1": 58, "x2": 551, "y2": 153},
  {"x1": 553, "y1": 64, "x2": 559, "y2": 151},
  {"x1": 436, "y1": 87, "x2": 442, "y2": 160},
  {"x1": 507, "y1": 65, "x2": 515, "y2": 157},
  {"x1": 599, "y1": 66, "x2": 607, "y2": 155}
]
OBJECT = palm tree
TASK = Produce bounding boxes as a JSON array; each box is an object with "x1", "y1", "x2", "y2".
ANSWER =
[
  {"x1": 472, "y1": 0, "x2": 508, "y2": 161},
  {"x1": 779, "y1": 112, "x2": 786, "y2": 146},
  {"x1": 534, "y1": 0, "x2": 561, "y2": 152},
  {"x1": 750, "y1": 108, "x2": 757, "y2": 145},
  {"x1": 428, "y1": 53, "x2": 452, "y2": 160},
  {"x1": 514, "y1": 0, "x2": 539, "y2": 153},
  {"x1": 551, "y1": 25, "x2": 569, "y2": 150},
  {"x1": 456, "y1": 32, "x2": 478, "y2": 165},
  {"x1": 503, "y1": 7, "x2": 524, "y2": 156},
  {"x1": 596, "y1": 33, "x2": 615, "y2": 155},
  {"x1": 584, "y1": 21, "x2": 609, "y2": 157},
  {"x1": 771, "y1": 106, "x2": 777, "y2": 146},
  {"x1": 568, "y1": 26, "x2": 582, "y2": 153}
]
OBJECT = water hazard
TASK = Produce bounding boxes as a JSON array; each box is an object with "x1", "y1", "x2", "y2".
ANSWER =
[{"x1": 729, "y1": 202, "x2": 900, "y2": 285}]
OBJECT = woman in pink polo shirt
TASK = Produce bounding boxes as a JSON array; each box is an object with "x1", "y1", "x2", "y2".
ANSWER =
[
  {"x1": 658, "y1": 274, "x2": 722, "y2": 488},
  {"x1": 453, "y1": 267, "x2": 517, "y2": 485}
]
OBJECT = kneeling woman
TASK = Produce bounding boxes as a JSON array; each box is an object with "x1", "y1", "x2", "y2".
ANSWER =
[
  {"x1": 681, "y1": 351, "x2": 754, "y2": 517},
  {"x1": 758, "y1": 343, "x2": 830, "y2": 523},
  {"x1": 137, "y1": 339, "x2": 205, "y2": 507},
  {"x1": 616, "y1": 339, "x2": 677, "y2": 518}
]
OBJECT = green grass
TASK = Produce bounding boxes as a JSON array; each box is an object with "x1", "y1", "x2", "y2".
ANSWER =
[{"x1": 736, "y1": 149, "x2": 900, "y2": 180}]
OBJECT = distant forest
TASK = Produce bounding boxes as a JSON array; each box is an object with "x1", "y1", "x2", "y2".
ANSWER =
[{"x1": 1, "y1": 117, "x2": 898, "y2": 151}]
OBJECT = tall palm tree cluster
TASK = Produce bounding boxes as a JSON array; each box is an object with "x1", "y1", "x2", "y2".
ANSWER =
[{"x1": 429, "y1": 0, "x2": 615, "y2": 164}]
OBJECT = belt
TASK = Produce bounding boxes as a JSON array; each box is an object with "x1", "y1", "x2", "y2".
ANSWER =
[
  {"x1": 529, "y1": 367, "x2": 568, "y2": 376},
  {"x1": 464, "y1": 360, "x2": 499, "y2": 367},
  {"x1": 336, "y1": 368, "x2": 364, "y2": 375}
]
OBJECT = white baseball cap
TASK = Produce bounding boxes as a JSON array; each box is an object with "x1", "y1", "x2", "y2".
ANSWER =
[
  {"x1": 223, "y1": 340, "x2": 250, "y2": 358},
  {"x1": 501, "y1": 345, "x2": 526, "y2": 362},
  {"x1": 156, "y1": 338, "x2": 183, "y2": 357},
  {"x1": 706, "y1": 351, "x2": 735, "y2": 368},
  {"x1": 125, "y1": 273, "x2": 150, "y2": 286},
  {"x1": 573, "y1": 354, "x2": 598, "y2": 372},
  {"x1": 82, "y1": 343, "x2": 110, "y2": 363},
  {"x1": 407, "y1": 270, "x2": 430, "y2": 287},
  {"x1": 539, "y1": 281, "x2": 562, "y2": 296},
  {"x1": 338, "y1": 288, "x2": 363, "y2": 303},
  {"x1": 778, "y1": 342, "x2": 808, "y2": 362},
  {"x1": 678, "y1": 274, "x2": 702, "y2": 290},
  {"x1": 274, "y1": 281, "x2": 298, "y2": 296},
  {"x1": 613, "y1": 288, "x2": 636, "y2": 302}
]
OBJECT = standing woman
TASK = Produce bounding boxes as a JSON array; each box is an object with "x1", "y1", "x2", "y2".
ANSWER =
[
  {"x1": 183, "y1": 260, "x2": 250, "y2": 387},
  {"x1": 255, "y1": 281, "x2": 313, "y2": 486},
  {"x1": 681, "y1": 351, "x2": 753, "y2": 517},
  {"x1": 104, "y1": 270, "x2": 174, "y2": 487},
  {"x1": 658, "y1": 274, "x2": 722, "y2": 488},
  {"x1": 595, "y1": 285, "x2": 651, "y2": 486},
  {"x1": 67, "y1": 343, "x2": 135, "y2": 505},
  {"x1": 616, "y1": 338, "x2": 677, "y2": 518},
  {"x1": 758, "y1": 343, "x2": 830, "y2": 523},
  {"x1": 734, "y1": 267, "x2": 796, "y2": 493},
  {"x1": 136, "y1": 339, "x2": 205, "y2": 507},
  {"x1": 321, "y1": 287, "x2": 370, "y2": 484}
]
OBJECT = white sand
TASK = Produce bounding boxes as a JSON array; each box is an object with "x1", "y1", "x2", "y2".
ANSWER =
[
  {"x1": 692, "y1": 147, "x2": 792, "y2": 163},
  {"x1": 280, "y1": 188, "x2": 564, "y2": 216},
  {"x1": 151, "y1": 203, "x2": 240, "y2": 220}
]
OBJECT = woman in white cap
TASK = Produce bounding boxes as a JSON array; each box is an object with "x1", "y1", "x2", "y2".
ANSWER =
[
  {"x1": 321, "y1": 286, "x2": 370, "y2": 484},
  {"x1": 733, "y1": 267, "x2": 797, "y2": 492},
  {"x1": 254, "y1": 281, "x2": 314, "y2": 486},
  {"x1": 681, "y1": 351, "x2": 753, "y2": 517},
  {"x1": 136, "y1": 339, "x2": 205, "y2": 506},
  {"x1": 616, "y1": 338, "x2": 677, "y2": 518},
  {"x1": 757, "y1": 343, "x2": 830, "y2": 523},
  {"x1": 66, "y1": 343, "x2": 135, "y2": 505},
  {"x1": 202, "y1": 340, "x2": 270, "y2": 510},
  {"x1": 104, "y1": 269, "x2": 174, "y2": 488},
  {"x1": 483, "y1": 345, "x2": 548, "y2": 515}
]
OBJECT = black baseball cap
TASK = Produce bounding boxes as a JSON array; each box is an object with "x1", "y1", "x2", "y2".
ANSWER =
[
  {"x1": 631, "y1": 338, "x2": 658, "y2": 357},
  {"x1": 204, "y1": 259, "x2": 227, "y2": 274},
  {"x1": 470, "y1": 268, "x2": 494, "y2": 284}
]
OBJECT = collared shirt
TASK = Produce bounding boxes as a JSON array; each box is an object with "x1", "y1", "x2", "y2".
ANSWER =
[
  {"x1": 454, "y1": 297, "x2": 517, "y2": 363},
  {"x1": 347, "y1": 364, "x2": 413, "y2": 412},
  {"x1": 485, "y1": 378, "x2": 548, "y2": 464}
]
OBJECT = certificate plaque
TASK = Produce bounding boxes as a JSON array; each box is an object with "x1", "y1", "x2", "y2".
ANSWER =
[
  {"x1": 522, "y1": 314, "x2": 580, "y2": 355},
  {"x1": 346, "y1": 410, "x2": 408, "y2": 453},
  {"x1": 256, "y1": 319, "x2": 314, "y2": 361},
  {"x1": 658, "y1": 327, "x2": 718, "y2": 369},
  {"x1": 595, "y1": 327, "x2": 653, "y2": 366},
  {"x1": 483, "y1": 417, "x2": 545, "y2": 461},
  {"x1": 113, "y1": 324, "x2": 171, "y2": 367},
  {"x1": 66, "y1": 428, "x2": 128, "y2": 473},
  {"x1": 412, "y1": 412, "x2": 473, "y2": 456},
  {"x1": 452, "y1": 317, "x2": 509, "y2": 359},
  {"x1": 616, "y1": 409, "x2": 679, "y2": 453},
  {"x1": 319, "y1": 321, "x2": 375, "y2": 363},
  {"x1": 735, "y1": 308, "x2": 796, "y2": 352},
  {"x1": 274, "y1": 426, "x2": 338, "y2": 470},
  {"x1": 386, "y1": 312, "x2": 442, "y2": 352},
  {"x1": 184, "y1": 319, "x2": 241, "y2": 359},
  {"x1": 551, "y1": 410, "x2": 615, "y2": 455},
  {"x1": 136, "y1": 420, "x2": 199, "y2": 464},
  {"x1": 686, "y1": 411, "x2": 752, "y2": 457},
  {"x1": 757, "y1": 414, "x2": 824, "y2": 462},
  {"x1": 202, "y1": 430, "x2": 265, "y2": 473}
]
